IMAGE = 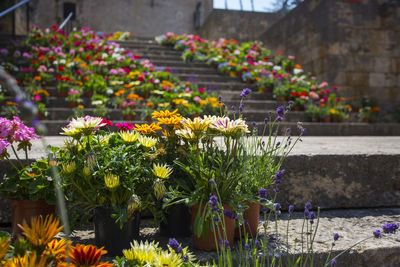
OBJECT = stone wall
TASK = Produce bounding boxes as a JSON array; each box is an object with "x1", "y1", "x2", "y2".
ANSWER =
[
  {"x1": 29, "y1": 0, "x2": 213, "y2": 37},
  {"x1": 260, "y1": 0, "x2": 400, "y2": 113},
  {"x1": 199, "y1": 9, "x2": 280, "y2": 42}
]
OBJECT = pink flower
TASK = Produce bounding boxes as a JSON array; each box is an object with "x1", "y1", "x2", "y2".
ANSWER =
[
  {"x1": 310, "y1": 85, "x2": 316, "y2": 90},
  {"x1": 193, "y1": 96, "x2": 201, "y2": 102},
  {"x1": 37, "y1": 65, "x2": 47, "y2": 72},
  {"x1": 109, "y1": 69, "x2": 118, "y2": 75},
  {"x1": 0, "y1": 118, "x2": 12, "y2": 138},
  {"x1": 288, "y1": 55, "x2": 295, "y2": 60},
  {"x1": 318, "y1": 82, "x2": 328, "y2": 88},
  {"x1": 0, "y1": 139, "x2": 10, "y2": 155},
  {"x1": 68, "y1": 88, "x2": 80, "y2": 95},
  {"x1": 9, "y1": 117, "x2": 40, "y2": 143},
  {"x1": 198, "y1": 88, "x2": 205, "y2": 93},
  {"x1": 309, "y1": 91, "x2": 319, "y2": 99},
  {"x1": 332, "y1": 86, "x2": 338, "y2": 91}
]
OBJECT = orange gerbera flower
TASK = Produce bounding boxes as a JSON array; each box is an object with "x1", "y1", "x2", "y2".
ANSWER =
[
  {"x1": 33, "y1": 76, "x2": 41, "y2": 81},
  {"x1": 135, "y1": 123, "x2": 162, "y2": 135},
  {"x1": 59, "y1": 244, "x2": 113, "y2": 267},
  {"x1": 127, "y1": 93, "x2": 140, "y2": 100},
  {"x1": 114, "y1": 89, "x2": 125, "y2": 97},
  {"x1": 295, "y1": 64, "x2": 302, "y2": 69},
  {"x1": 19, "y1": 215, "x2": 63, "y2": 247},
  {"x1": 33, "y1": 89, "x2": 50, "y2": 97},
  {"x1": 6, "y1": 101, "x2": 18, "y2": 106},
  {"x1": 45, "y1": 238, "x2": 71, "y2": 263}
]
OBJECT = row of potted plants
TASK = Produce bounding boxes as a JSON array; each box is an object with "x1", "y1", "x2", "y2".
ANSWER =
[
  {"x1": 156, "y1": 33, "x2": 381, "y2": 123},
  {"x1": 0, "y1": 26, "x2": 220, "y2": 121},
  {"x1": 0, "y1": 88, "x2": 301, "y2": 253}
]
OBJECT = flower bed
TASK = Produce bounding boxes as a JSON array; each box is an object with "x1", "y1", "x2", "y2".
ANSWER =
[
  {"x1": 0, "y1": 27, "x2": 220, "y2": 120},
  {"x1": 156, "y1": 33, "x2": 381, "y2": 123}
]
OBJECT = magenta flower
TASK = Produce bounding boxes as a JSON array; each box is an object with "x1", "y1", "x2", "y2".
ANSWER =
[
  {"x1": 0, "y1": 139, "x2": 10, "y2": 154},
  {"x1": 33, "y1": 95, "x2": 42, "y2": 102},
  {"x1": 116, "y1": 123, "x2": 134, "y2": 132}
]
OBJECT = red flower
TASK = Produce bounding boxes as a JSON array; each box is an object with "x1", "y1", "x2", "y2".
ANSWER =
[
  {"x1": 198, "y1": 88, "x2": 205, "y2": 93},
  {"x1": 85, "y1": 56, "x2": 92, "y2": 61},
  {"x1": 300, "y1": 92, "x2": 308, "y2": 97},
  {"x1": 50, "y1": 25, "x2": 58, "y2": 31},
  {"x1": 133, "y1": 55, "x2": 141, "y2": 59},
  {"x1": 275, "y1": 50, "x2": 284, "y2": 55},
  {"x1": 263, "y1": 57, "x2": 269, "y2": 61},
  {"x1": 58, "y1": 66, "x2": 65, "y2": 72},
  {"x1": 101, "y1": 118, "x2": 113, "y2": 127},
  {"x1": 32, "y1": 60, "x2": 38, "y2": 64},
  {"x1": 49, "y1": 56, "x2": 55, "y2": 61},
  {"x1": 291, "y1": 92, "x2": 300, "y2": 97}
]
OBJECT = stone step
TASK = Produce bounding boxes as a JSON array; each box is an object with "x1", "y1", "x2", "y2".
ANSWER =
[
  {"x1": 151, "y1": 59, "x2": 208, "y2": 68},
  {"x1": 138, "y1": 53, "x2": 185, "y2": 61},
  {"x1": 2, "y1": 136, "x2": 399, "y2": 210},
  {"x1": 131, "y1": 49, "x2": 183, "y2": 57},
  {"x1": 161, "y1": 66, "x2": 219, "y2": 75},
  {"x1": 173, "y1": 73, "x2": 241, "y2": 83}
]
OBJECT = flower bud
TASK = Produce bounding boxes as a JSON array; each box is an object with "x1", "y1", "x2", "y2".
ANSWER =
[
  {"x1": 154, "y1": 181, "x2": 166, "y2": 200},
  {"x1": 62, "y1": 161, "x2": 76, "y2": 174},
  {"x1": 104, "y1": 173, "x2": 119, "y2": 189}
]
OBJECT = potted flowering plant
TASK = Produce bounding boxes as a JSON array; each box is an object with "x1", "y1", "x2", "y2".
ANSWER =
[
  {"x1": 0, "y1": 116, "x2": 56, "y2": 238},
  {"x1": 57, "y1": 116, "x2": 170, "y2": 255},
  {"x1": 172, "y1": 115, "x2": 250, "y2": 250},
  {"x1": 66, "y1": 88, "x2": 82, "y2": 108}
]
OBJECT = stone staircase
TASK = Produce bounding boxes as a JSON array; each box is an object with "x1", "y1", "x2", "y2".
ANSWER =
[
  {"x1": 1, "y1": 36, "x2": 399, "y2": 265},
  {"x1": 2, "y1": 37, "x2": 398, "y2": 135}
]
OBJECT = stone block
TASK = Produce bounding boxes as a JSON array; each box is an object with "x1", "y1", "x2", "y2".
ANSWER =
[
  {"x1": 346, "y1": 72, "x2": 370, "y2": 87},
  {"x1": 374, "y1": 57, "x2": 392, "y2": 73},
  {"x1": 369, "y1": 73, "x2": 386, "y2": 87},
  {"x1": 278, "y1": 154, "x2": 400, "y2": 209}
]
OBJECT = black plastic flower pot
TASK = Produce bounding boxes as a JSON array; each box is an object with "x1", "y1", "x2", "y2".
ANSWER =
[
  {"x1": 94, "y1": 207, "x2": 140, "y2": 256},
  {"x1": 160, "y1": 203, "x2": 191, "y2": 237}
]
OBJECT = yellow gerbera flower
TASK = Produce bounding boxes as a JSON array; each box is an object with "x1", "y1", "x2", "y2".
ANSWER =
[
  {"x1": 104, "y1": 173, "x2": 120, "y2": 189},
  {"x1": 157, "y1": 115, "x2": 182, "y2": 127},
  {"x1": 4, "y1": 252, "x2": 48, "y2": 267},
  {"x1": 151, "y1": 109, "x2": 179, "y2": 120},
  {"x1": 0, "y1": 236, "x2": 10, "y2": 261},
  {"x1": 20, "y1": 215, "x2": 63, "y2": 247},
  {"x1": 152, "y1": 163, "x2": 173, "y2": 179},
  {"x1": 138, "y1": 136, "x2": 157, "y2": 148},
  {"x1": 135, "y1": 123, "x2": 162, "y2": 135},
  {"x1": 119, "y1": 131, "x2": 140, "y2": 143},
  {"x1": 181, "y1": 117, "x2": 210, "y2": 138},
  {"x1": 153, "y1": 250, "x2": 183, "y2": 267},
  {"x1": 123, "y1": 240, "x2": 158, "y2": 264}
]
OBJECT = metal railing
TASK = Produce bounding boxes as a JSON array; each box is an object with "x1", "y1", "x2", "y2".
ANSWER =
[
  {"x1": 0, "y1": 0, "x2": 31, "y2": 36},
  {"x1": 0, "y1": 0, "x2": 30, "y2": 18},
  {"x1": 59, "y1": 12, "x2": 74, "y2": 30}
]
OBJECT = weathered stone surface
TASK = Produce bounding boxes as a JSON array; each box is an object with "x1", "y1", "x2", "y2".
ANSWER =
[
  {"x1": 45, "y1": 208, "x2": 400, "y2": 266},
  {"x1": 199, "y1": 9, "x2": 280, "y2": 42},
  {"x1": 260, "y1": 0, "x2": 400, "y2": 113}
]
